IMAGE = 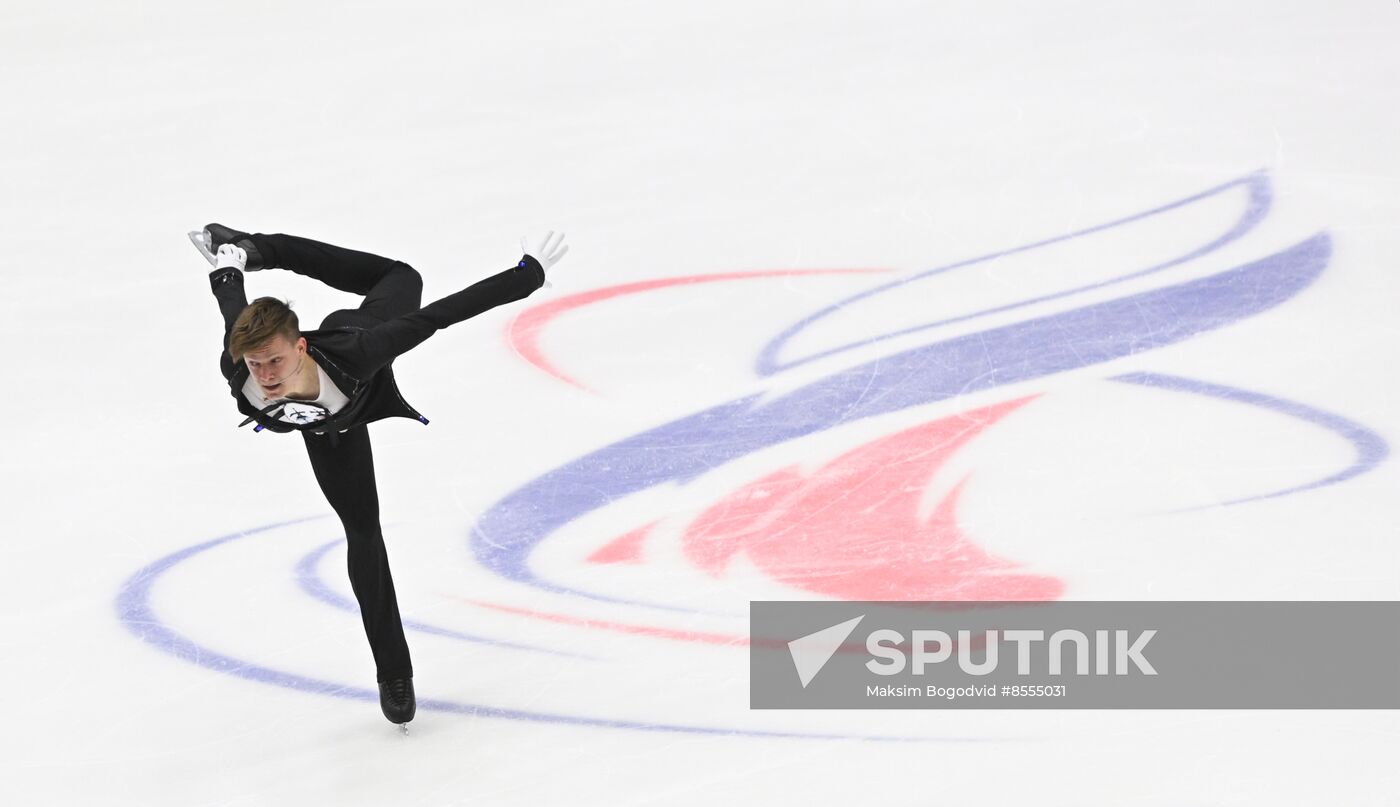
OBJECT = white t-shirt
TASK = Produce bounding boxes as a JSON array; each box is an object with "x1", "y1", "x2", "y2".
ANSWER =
[{"x1": 241, "y1": 364, "x2": 350, "y2": 424}]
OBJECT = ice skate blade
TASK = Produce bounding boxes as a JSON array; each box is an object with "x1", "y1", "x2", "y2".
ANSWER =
[
  {"x1": 187, "y1": 230, "x2": 216, "y2": 266},
  {"x1": 398, "y1": 723, "x2": 410, "y2": 737}
]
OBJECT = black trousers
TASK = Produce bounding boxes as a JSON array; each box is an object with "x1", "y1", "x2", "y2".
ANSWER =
[{"x1": 254, "y1": 232, "x2": 422, "y2": 683}]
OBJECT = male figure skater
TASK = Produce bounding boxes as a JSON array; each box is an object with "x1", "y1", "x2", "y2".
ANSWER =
[{"x1": 196, "y1": 223, "x2": 568, "y2": 730}]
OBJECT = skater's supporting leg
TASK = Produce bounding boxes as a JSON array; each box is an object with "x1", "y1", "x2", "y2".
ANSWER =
[{"x1": 302, "y1": 426, "x2": 413, "y2": 682}]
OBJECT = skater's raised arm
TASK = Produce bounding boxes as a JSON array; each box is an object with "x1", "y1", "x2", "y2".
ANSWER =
[
  {"x1": 208, "y1": 245, "x2": 250, "y2": 380},
  {"x1": 352, "y1": 233, "x2": 569, "y2": 375}
]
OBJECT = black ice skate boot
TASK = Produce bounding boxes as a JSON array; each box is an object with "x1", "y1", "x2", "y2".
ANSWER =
[
  {"x1": 379, "y1": 677, "x2": 416, "y2": 730},
  {"x1": 202, "y1": 222, "x2": 267, "y2": 271}
]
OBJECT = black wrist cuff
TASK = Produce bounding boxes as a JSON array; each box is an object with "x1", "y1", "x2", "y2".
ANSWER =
[
  {"x1": 516, "y1": 254, "x2": 546, "y2": 289},
  {"x1": 209, "y1": 266, "x2": 243, "y2": 293}
]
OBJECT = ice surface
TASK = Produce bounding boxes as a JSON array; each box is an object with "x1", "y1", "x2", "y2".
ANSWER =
[{"x1": 2, "y1": 1, "x2": 1398, "y2": 804}]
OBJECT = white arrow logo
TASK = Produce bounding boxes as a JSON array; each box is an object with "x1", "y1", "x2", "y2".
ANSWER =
[{"x1": 787, "y1": 615, "x2": 865, "y2": 688}]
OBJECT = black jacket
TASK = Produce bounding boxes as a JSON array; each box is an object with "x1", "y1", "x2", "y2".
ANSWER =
[{"x1": 209, "y1": 256, "x2": 547, "y2": 436}]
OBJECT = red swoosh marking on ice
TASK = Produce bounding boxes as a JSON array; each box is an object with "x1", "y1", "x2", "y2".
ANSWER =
[
  {"x1": 505, "y1": 269, "x2": 891, "y2": 392},
  {"x1": 455, "y1": 600, "x2": 994, "y2": 653},
  {"x1": 458, "y1": 597, "x2": 748, "y2": 645},
  {"x1": 681, "y1": 396, "x2": 1064, "y2": 601},
  {"x1": 586, "y1": 521, "x2": 656, "y2": 565}
]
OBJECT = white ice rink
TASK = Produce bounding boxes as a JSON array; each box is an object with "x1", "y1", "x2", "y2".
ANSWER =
[{"x1": 4, "y1": 1, "x2": 1400, "y2": 804}]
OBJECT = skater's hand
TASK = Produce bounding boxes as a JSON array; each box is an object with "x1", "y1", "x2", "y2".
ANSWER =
[
  {"x1": 215, "y1": 243, "x2": 247, "y2": 272},
  {"x1": 521, "y1": 231, "x2": 568, "y2": 288}
]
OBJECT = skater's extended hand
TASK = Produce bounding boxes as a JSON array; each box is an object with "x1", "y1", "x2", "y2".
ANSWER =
[
  {"x1": 521, "y1": 231, "x2": 568, "y2": 285},
  {"x1": 215, "y1": 243, "x2": 247, "y2": 272}
]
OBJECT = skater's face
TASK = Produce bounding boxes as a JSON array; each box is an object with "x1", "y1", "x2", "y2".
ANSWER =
[{"x1": 243, "y1": 334, "x2": 307, "y2": 397}]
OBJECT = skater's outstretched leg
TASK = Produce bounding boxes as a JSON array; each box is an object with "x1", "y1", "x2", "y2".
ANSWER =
[
  {"x1": 204, "y1": 223, "x2": 421, "y2": 311},
  {"x1": 317, "y1": 257, "x2": 423, "y2": 331}
]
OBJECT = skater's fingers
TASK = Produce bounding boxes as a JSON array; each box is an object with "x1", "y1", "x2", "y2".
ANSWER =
[{"x1": 553, "y1": 244, "x2": 569, "y2": 264}]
